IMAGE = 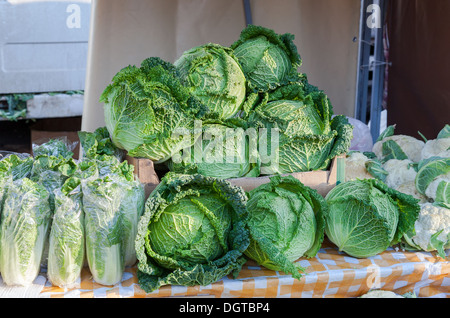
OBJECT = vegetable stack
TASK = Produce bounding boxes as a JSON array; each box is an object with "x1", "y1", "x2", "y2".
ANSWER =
[
  {"x1": 0, "y1": 131, "x2": 145, "y2": 288},
  {"x1": 101, "y1": 25, "x2": 353, "y2": 178}
]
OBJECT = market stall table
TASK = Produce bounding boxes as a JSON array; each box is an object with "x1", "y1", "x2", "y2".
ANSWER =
[{"x1": 38, "y1": 239, "x2": 449, "y2": 298}]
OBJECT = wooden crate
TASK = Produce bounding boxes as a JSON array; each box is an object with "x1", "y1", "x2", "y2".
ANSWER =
[{"x1": 125, "y1": 155, "x2": 345, "y2": 199}]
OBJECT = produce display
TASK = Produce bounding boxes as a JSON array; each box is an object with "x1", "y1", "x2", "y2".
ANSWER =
[
  {"x1": 101, "y1": 24, "x2": 353, "y2": 177},
  {"x1": 0, "y1": 24, "x2": 448, "y2": 298},
  {"x1": 344, "y1": 124, "x2": 450, "y2": 259},
  {"x1": 0, "y1": 129, "x2": 145, "y2": 288}
]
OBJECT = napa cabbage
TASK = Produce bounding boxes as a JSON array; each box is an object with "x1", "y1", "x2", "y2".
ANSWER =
[
  {"x1": 175, "y1": 43, "x2": 247, "y2": 119},
  {"x1": 47, "y1": 177, "x2": 85, "y2": 288},
  {"x1": 0, "y1": 177, "x2": 51, "y2": 286},
  {"x1": 82, "y1": 157, "x2": 145, "y2": 286},
  {"x1": 32, "y1": 137, "x2": 76, "y2": 159},
  {"x1": 135, "y1": 173, "x2": 250, "y2": 293},
  {"x1": 324, "y1": 179, "x2": 420, "y2": 258},
  {"x1": 402, "y1": 202, "x2": 450, "y2": 259},
  {"x1": 244, "y1": 175, "x2": 326, "y2": 280}
]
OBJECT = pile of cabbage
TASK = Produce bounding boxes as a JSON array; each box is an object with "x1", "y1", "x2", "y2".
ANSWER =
[
  {"x1": 341, "y1": 124, "x2": 450, "y2": 258},
  {"x1": 101, "y1": 25, "x2": 353, "y2": 179},
  {"x1": 134, "y1": 172, "x2": 328, "y2": 292},
  {"x1": 0, "y1": 131, "x2": 145, "y2": 288}
]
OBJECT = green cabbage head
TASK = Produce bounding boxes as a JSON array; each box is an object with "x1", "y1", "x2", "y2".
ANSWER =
[
  {"x1": 175, "y1": 43, "x2": 247, "y2": 119},
  {"x1": 231, "y1": 25, "x2": 301, "y2": 92},
  {"x1": 101, "y1": 57, "x2": 208, "y2": 163},
  {"x1": 248, "y1": 82, "x2": 353, "y2": 174},
  {"x1": 168, "y1": 118, "x2": 260, "y2": 179},
  {"x1": 244, "y1": 175, "x2": 326, "y2": 280},
  {"x1": 135, "y1": 173, "x2": 250, "y2": 293},
  {"x1": 324, "y1": 179, "x2": 420, "y2": 258}
]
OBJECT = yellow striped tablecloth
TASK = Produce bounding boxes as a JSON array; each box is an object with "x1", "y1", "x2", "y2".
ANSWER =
[{"x1": 39, "y1": 240, "x2": 450, "y2": 298}]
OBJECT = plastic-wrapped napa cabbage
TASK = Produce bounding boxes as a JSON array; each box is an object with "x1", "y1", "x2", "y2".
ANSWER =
[
  {"x1": 47, "y1": 177, "x2": 85, "y2": 288},
  {"x1": 0, "y1": 177, "x2": 52, "y2": 286},
  {"x1": 82, "y1": 160, "x2": 144, "y2": 286}
]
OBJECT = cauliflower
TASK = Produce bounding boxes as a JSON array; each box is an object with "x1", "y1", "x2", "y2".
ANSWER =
[
  {"x1": 424, "y1": 172, "x2": 450, "y2": 202},
  {"x1": 421, "y1": 137, "x2": 450, "y2": 160},
  {"x1": 359, "y1": 290, "x2": 410, "y2": 298},
  {"x1": 344, "y1": 152, "x2": 374, "y2": 182},
  {"x1": 409, "y1": 203, "x2": 450, "y2": 258},
  {"x1": 396, "y1": 181, "x2": 428, "y2": 203},
  {"x1": 382, "y1": 159, "x2": 417, "y2": 190},
  {"x1": 373, "y1": 135, "x2": 424, "y2": 163}
]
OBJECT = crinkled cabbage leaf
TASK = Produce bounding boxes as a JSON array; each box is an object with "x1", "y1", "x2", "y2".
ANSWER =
[
  {"x1": 324, "y1": 179, "x2": 420, "y2": 258},
  {"x1": 247, "y1": 82, "x2": 353, "y2": 174},
  {"x1": 168, "y1": 117, "x2": 260, "y2": 179},
  {"x1": 244, "y1": 175, "x2": 327, "y2": 280},
  {"x1": 135, "y1": 173, "x2": 250, "y2": 293},
  {"x1": 231, "y1": 25, "x2": 301, "y2": 92},
  {"x1": 101, "y1": 57, "x2": 209, "y2": 163},
  {"x1": 175, "y1": 43, "x2": 247, "y2": 119}
]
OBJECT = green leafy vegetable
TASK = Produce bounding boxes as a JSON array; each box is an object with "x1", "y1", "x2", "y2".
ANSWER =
[
  {"x1": 247, "y1": 82, "x2": 352, "y2": 174},
  {"x1": 437, "y1": 124, "x2": 450, "y2": 139},
  {"x1": 231, "y1": 25, "x2": 301, "y2": 92},
  {"x1": 135, "y1": 173, "x2": 250, "y2": 293},
  {"x1": 78, "y1": 126, "x2": 124, "y2": 161},
  {"x1": 101, "y1": 57, "x2": 209, "y2": 163},
  {"x1": 47, "y1": 177, "x2": 85, "y2": 288},
  {"x1": 32, "y1": 138, "x2": 75, "y2": 159},
  {"x1": 169, "y1": 118, "x2": 260, "y2": 179},
  {"x1": 0, "y1": 154, "x2": 33, "y2": 181},
  {"x1": 30, "y1": 154, "x2": 77, "y2": 212},
  {"x1": 324, "y1": 179, "x2": 420, "y2": 258},
  {"x1": 244, "y1": 175, "x2": 326, "y2": 279},
  {"x1": 82, "y1": 159, "x2": 145, "y2": 285},
  {"x1": 175, "y1": 43, "x2": 247, "y2": 119},
  {"x1": 0, "y1": 178, "x2": 52, "y2": 286}
]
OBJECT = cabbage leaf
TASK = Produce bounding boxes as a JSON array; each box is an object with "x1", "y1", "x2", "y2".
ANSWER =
[
  {"x1": 101, "y1": 57, "x2": 209, "y2": 163},
  {"x1": 244, "y1": 175, "x2": 327, "y2": 280},
  {"x1": 175, "y1": 43, "x2": 247, "y2": 119},
  {"x1": 324, "y1": 179, "x2": 420, "y2": 258},
  {"x1": 135, "y1": 173, "x2": 250, "y2": 292}
]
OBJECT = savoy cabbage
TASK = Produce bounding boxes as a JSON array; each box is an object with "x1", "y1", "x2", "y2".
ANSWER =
[{"x1": 135, "y1": 173, "x2": 250, "y2": 292}]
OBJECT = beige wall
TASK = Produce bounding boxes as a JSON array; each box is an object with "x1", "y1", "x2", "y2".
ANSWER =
[{"x1": 82, "y1": 0, "x2": 360, "y2": 132}]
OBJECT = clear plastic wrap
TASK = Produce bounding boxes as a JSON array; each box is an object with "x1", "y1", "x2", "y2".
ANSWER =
[
  {"x1": 47, "y1": 178, "x2": 85, "y2": 288},
  {"x1": 0, "y1": 178, "x2": 51, "y2": 286},
  {"x1": 346, "y1": 116, "x2": 374, "y2": 152},
  {"x1": 82, "y1": 172, "x2": 144, "y2": 285},
  {"x1": 32, "y1": 136, "x2": 78, "y2": 159}
]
